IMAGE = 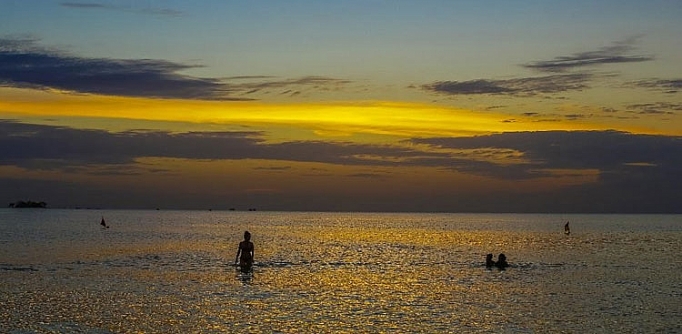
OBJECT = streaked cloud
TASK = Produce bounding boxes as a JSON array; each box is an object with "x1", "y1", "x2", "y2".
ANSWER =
[
  {"x1": 60, "y1": 2, "x2": 108, "y2": 8},
  {"x1": 346, "y1": 172, "x2": 388, "y2": 179},
  {"x1": 60, "y1": 2, "x2": 183, "y2": 17},
  {"x1": 422, "y1": 74, "x2": 590, "y2": 96},
  {"x1": 236, "y1": 76, "x2": 351, "y2": 90},
  {"x1": 225, "y1": 75, "x2": 276, "y2": 80},
  {"x1": 229, "y1": 76, "x2": 352, "y2": 97},
  {"x1": 523, "y1": 37, "x2": 653, "y2": 73},
  {"x1": 423, "y1": 38, "x2": 655, "y2": 98},
  {"x1": 254, "y1": 166, "x2": 292, "y2": 171},
  {"x1": 628, "y1": 79, "x2": 682, "y2": 93},
  {"x1": 625, "y1": 102, "x2": 681, "y2": 115}
]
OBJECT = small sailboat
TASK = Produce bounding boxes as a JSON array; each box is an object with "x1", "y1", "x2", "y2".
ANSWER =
[
  {"x1": 564, "y1": 221, "x2": 570, "y2": 235},
  {"x1": 100, "y1": 216, "x2": 109, "y2": 228}
]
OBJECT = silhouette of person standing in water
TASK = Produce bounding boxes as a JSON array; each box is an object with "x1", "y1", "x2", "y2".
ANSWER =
[{"x1": 236, "y1": 231, "x2": 254, "y2": 271}]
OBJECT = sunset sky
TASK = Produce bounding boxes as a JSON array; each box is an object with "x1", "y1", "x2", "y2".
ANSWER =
[{"x1": 1, "y1": 0, "x2": 681, "y2": 212}]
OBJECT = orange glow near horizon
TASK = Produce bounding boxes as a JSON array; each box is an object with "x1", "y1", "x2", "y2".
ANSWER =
[
  {"x1": 0, "y1": 157, "x2": 600, "y2": 203},
  {"x1": 0, "y1": 87, "x2": 672, "y2": 211}
]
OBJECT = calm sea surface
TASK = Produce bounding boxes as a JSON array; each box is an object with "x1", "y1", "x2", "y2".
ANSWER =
[{"x1": 1, "y1": 210, "x2": 681, "y2": 333}]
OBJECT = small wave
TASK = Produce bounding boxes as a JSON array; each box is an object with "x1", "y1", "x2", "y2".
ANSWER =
[
  {"x1": 32, "y1": 322, "x2": 114, "y2": 334},
  {"x1": 0, "y1": 264, "x2": 37, "y2": 272},
  {"x1": 254, "y1": 261, "x2": 298, "y2": 268}
]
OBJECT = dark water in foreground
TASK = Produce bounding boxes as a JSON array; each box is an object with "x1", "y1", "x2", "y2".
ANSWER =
[{"x1": 1, "y1": 210, "x2": 681, "y2": 333}]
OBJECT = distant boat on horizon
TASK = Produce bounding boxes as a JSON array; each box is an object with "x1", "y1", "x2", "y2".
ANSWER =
[{"x1": 101, "y1": 216, "x2": 109, "y2": 229}]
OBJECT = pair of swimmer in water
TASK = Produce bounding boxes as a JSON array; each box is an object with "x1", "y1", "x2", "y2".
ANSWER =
[{"x1": 486, "y1": 253, "x2": 509, "y2": 269}]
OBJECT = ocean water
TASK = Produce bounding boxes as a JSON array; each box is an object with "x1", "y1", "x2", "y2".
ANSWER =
[{"x1": 1, "y1": 210, "x2": 681, "y2": 333}]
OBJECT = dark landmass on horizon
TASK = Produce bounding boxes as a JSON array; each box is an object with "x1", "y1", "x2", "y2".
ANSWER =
[{"x1": 8, "y1": 200, "x2": 47, "y2": 208}]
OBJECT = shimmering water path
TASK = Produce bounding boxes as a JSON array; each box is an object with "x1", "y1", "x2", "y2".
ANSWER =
[{"x1": 1, "y1": 210, "x2": 681, "y2": 333}]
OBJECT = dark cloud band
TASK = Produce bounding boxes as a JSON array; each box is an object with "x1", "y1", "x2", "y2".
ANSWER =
[
  {"x1": 0, "y1": 37, "x2": 351, "y2": 100},
  {"x1": 0, "y1": 38, "x2": 246, "y2": 100},
  {"x1": 0, "y1": 120, "x2": 428, "y2": 170},
  {"x1": 2, "y1": 121, "x2": 680, "y2": 182},
  {"x1": 423, "y1": 74, "x2": 590, "y2": 96},
  {"x1": 2, "y1": 121, "x2": 680, "y2": 212}
]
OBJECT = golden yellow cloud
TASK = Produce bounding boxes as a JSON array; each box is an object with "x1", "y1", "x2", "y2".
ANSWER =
[{"x1": 0, "y1": 88, "x2": 667, "y2": 144}]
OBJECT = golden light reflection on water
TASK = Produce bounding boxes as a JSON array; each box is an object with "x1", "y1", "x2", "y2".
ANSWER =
[{"x1": 2, "y1": 211, "x2": 681, "y2": 333}]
